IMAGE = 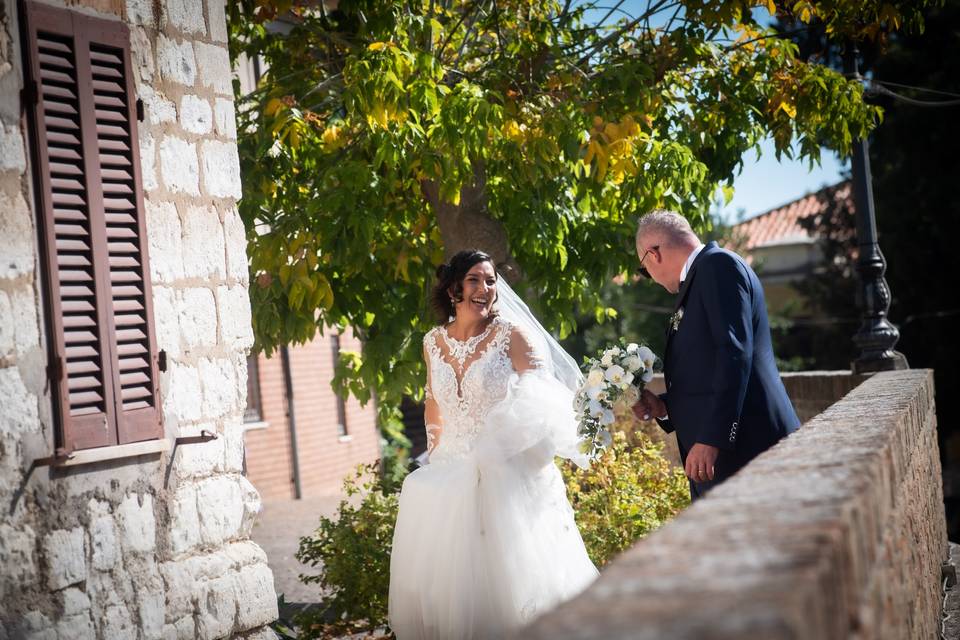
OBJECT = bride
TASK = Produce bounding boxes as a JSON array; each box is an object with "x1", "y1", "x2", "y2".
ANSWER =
[{"x1": 388, "y1": 250, "x2": 599, "y2": 639}]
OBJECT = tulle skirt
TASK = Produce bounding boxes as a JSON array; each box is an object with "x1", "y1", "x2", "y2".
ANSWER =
[{"x1": 388, "y1": 374, "x2": 599, "y2": 640}]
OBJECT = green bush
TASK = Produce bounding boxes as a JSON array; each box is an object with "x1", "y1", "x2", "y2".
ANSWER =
[
  {"x1": 296, "y1": 434, "x2": 689, "y2": 635},
  {"x1": 295, "y1": 462, "x2": 400, "y2": 638},
  {"x1": 561, "y1": 430, "x2": 690, "y2": 566}
]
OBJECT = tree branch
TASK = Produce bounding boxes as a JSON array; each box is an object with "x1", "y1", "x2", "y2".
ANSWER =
[{"x1": 572, "y1": 0, "x2": 677, "y2": 67}]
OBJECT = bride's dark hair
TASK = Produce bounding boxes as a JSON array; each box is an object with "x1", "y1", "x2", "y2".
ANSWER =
[{"x1": 431, "y1": 250, "x2": 497, "y2": 322}]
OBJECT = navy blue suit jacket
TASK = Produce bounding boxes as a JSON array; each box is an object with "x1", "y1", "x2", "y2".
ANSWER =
[{"x1": 659, "y1": 242, "x2": 800, "y2": 485}]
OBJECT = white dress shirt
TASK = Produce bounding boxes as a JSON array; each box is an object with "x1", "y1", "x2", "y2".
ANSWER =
[{"x1": 679, "y1": 243, "x2": 705, "y2": 285}]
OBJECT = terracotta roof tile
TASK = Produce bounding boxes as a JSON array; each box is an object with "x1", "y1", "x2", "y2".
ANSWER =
[{"x1": 733, "y1": 181, "x2": 853, "y2": 251}]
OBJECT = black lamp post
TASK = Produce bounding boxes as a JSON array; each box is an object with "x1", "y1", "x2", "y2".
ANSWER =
[{"x1": 844, "y1": 44, "x2": 908, "y2": 374}]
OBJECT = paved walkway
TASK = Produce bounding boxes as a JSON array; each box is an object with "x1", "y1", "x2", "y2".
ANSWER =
[{"x1": 250, "y1": 494, "x2": 345, "y2": 605}]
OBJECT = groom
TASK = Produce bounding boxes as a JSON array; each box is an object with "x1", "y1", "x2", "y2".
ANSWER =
[{"x1": 632, "y1": 210, "x2": 800, "y2": 499}]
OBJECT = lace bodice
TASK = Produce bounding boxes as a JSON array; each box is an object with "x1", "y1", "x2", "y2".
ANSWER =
[{"x1": 424, "y1": 316, "x2": 527, "y2": 461}]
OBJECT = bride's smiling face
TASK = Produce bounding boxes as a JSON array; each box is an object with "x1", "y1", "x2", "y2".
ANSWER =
[{"x1": 453, "y1": 261, "x2": 497, "y2": 322}]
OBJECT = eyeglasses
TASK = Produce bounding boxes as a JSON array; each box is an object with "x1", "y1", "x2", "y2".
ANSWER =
[{"x1": 636, "y1": 245, "x2": 659, "y2": 279}]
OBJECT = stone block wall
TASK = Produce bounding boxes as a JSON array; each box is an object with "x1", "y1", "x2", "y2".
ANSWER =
[
  {"x1": 0, "y1": 0, "x2": 278, "y2": 637},
  {"x1": 520, "y1": 370, "x2": 947, "y2": 640},
  {"x1": 781, "y1": 370, "x2": 870, "y2": 423}
]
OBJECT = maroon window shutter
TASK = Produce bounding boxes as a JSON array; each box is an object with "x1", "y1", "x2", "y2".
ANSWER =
[
  {"x1": 23, "y1": 2, "x2": 162, "y2": 450},
  {"x1": 23, "y1": 2, "x2": 117, "y2": 451},
  {"x1": 81, "y1": 15, "x2": 162, "y2": 444}
]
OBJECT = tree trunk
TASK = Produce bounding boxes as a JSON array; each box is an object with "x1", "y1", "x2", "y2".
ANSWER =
[{"x1": 421, "y1": 163, "x2": 522, "y2": 284}]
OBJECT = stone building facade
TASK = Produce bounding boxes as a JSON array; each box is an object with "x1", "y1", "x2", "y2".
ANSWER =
[{"x1": 0, "y1": 0, "x2": 278, "y2": 636}]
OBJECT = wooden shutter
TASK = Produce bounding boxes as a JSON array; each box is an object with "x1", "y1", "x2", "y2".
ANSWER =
[{"x1": 23, "y1": 2, "x2": 162, "y2": 451}]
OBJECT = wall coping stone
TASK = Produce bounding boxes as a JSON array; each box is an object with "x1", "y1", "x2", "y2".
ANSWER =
[{"x1": 519, "y1": 370, "x2": 947, "y2": 640}]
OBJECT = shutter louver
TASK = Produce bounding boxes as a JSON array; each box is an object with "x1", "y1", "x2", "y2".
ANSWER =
[
  {"x1": 89, "y1": 37, "x2": 162, "y2": 443},
  {"x1": 24, "y1": 2, "x2": 162, "y2": 451}
]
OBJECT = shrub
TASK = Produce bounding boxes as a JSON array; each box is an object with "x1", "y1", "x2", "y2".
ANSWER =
[
  {"x1": 295, "y1": 462, "x2": 402, "y2": 638},
  {"x1": 296, "y1": 433, "x2": 689, "y2": 635},
  {"x1": 561, "y1": 430, "x2": 690, "y2": 566}
]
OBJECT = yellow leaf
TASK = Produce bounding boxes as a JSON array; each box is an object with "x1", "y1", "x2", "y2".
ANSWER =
[
  {"x1": 765, "y1": 0, "x2": 776, "y2": 14},
  {"x1": 603, "y1": 121, "x2": 621, "y2": 141},
  {"x1": 265, "y1": 98, "x2": 284, "y2": 117},
  {"x1": 395, "y1": 251, "x2": 410, "y2": 283},
  {"x1": 315, "y1": 274, "x2": 334, "y2": 310},
  {"x1": 584, "y1": 140, "x2": 597, "y2": 166},
  {"x1": 778, "y1": 101, "x2": 797, "y2": 118},
  {"x1": 367, "y1": 41, "x2": 389, "y2": 52},
  {"x1": 322, "y1": 125, "x2": 341, "y2": 149}
]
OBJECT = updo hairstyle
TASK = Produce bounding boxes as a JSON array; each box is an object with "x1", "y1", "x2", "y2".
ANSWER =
[{"x1": 431, "y1": 250, "x2": 497, "y2": 322}]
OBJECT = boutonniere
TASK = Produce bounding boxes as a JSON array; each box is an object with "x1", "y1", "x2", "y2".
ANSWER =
[{"x1": 669, "y1": 307, "x2": 684, "y2": 333}]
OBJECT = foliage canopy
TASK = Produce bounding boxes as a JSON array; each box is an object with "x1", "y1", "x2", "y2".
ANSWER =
[{"x1": 228, "y1": 0, "x2": 926, "y2": 436}]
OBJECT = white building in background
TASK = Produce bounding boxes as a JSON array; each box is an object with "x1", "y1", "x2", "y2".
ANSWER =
[
  {"x1": 0, "y1": 0, "x2": 278, "y2": 636},
  {"x1": 732, "y1": 181, "x2": 854, "y2": 315}
]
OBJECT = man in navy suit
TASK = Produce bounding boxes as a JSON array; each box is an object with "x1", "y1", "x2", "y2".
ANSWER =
[{"x1": 632, "y1": 210, "x2": 800, "y2": 499}]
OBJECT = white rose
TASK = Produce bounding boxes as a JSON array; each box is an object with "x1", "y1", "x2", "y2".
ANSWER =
[
  {"x1": 623, "y1": 355, "x2": 642, "y2": 372},
  {"x1": 603, "y1": 364, "x2": 625, "y2": 384},
  {"x1": 587, "y1": 368, "x2": 605, "y2": 386},
  {"x1": 637, "y1": 345, "x2": 655, "y2": 368},
  {"x1": 600, "y1": 352, "x2": 614, "y2": 367},
  {"x1": 626, "y1": 343, "x2": 639, "y2": 353}
]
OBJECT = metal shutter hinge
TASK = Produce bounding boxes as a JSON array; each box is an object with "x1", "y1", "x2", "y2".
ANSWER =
[
  {"x1": 175, "y1": 430, "x2": 218, "y2": 445},
  {"x1": 34, "y1": 447, "x2": 75, "y2": 468},
  {"x1": 136, "y1": 98, "x2": 145, "y2": 122},
  {"x1": 157, "y1": 349, "x2": 167, "y2": 372}
]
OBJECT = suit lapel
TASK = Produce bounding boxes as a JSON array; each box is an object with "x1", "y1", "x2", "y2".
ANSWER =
[
  {"x1": 665, "y1": 242, "x2": 719, "y2": 356},
  {"x1": 673, "y1": 241, "x2": 717, "y2": 311}
]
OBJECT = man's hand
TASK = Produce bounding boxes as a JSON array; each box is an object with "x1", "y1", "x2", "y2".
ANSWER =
[
  {"x1": 685, "y1": 443, "x2": 719, "y2": 483},
  {"x1": 632, "y1": 389, "x2": 667, "y2": 421}
]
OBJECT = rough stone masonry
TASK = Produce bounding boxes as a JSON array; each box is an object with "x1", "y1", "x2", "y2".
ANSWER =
[
  {"x1": 0, "y1": 0, "x2": 278, "y2": 637},
  {"x1": 519, "y1": 369, "x2": 948, "y2": 640}
]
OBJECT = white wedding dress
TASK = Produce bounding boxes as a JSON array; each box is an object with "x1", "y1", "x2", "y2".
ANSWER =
[{"x1": 388, "y1": 316, "x2": 599, "y2": 639}]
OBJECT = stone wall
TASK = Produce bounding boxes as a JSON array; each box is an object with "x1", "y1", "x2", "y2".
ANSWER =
[
  {"x1": 0, "y1": 0, "x2": 278, "y2": 637},
  {"x1": 781, "y1": 370, "x2": 870, "y2": 423},
  {"x1": 520, "y1": 370, "x2": 948, "y2": 640}
]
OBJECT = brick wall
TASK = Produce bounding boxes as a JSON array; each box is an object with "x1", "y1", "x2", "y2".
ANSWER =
[
  {"x1": 0, "y1": 0, "x2": 278, "y2": 636},
  {"x1": 520, "y1": 370, "x2": 948, "y2": 640},
  {"x1": 243, "y1": 327, "x2": 381, "y2": 500}
]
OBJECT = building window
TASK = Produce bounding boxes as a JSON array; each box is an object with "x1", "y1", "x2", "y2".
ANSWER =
[
  {"x1": 245, "y1": 355, "x2": 263, "y2": 423},
  {"x1": 331, "y1": 334, "x2": 348, "y2": 437},
  {"x1": 22, "y1": 2, "x2": 161, "y2": 453}
]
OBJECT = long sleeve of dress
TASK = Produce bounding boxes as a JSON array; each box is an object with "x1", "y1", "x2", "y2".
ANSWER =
[{"x1": 423, "y1": 341, "x2": 444, "y2": 457}]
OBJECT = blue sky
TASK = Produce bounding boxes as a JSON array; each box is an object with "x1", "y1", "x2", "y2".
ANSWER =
[
  {"x1": 575, "y1": 1, "x2": 850, "y2": 222},
  {"x1": 720, "y1": 141, "x2": 848, "y2": 223}
]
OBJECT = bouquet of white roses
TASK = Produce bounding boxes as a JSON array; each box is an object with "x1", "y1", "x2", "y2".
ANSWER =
[{"x1": 574, "y1": 340, "x2": 658, "y2": 457}]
